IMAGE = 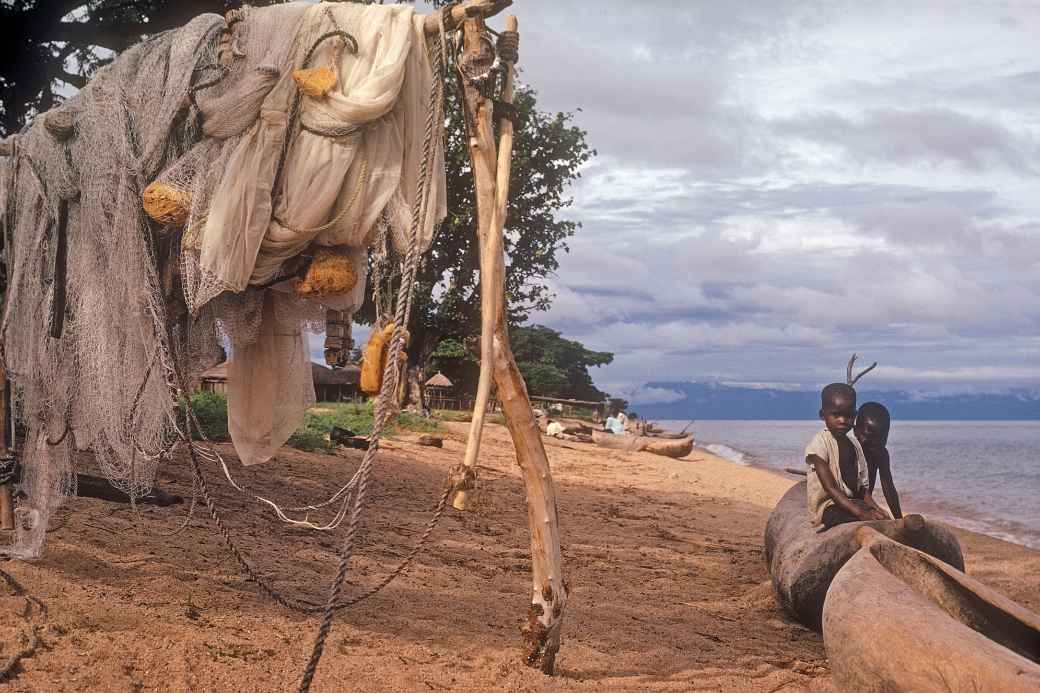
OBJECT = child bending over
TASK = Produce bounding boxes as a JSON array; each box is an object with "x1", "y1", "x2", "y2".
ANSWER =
[
  {"x1": 804, "y1": 383, "x2": 887, "y2": 528},
  {"x1": 854, "y1": 401, "x2": 903, "y2": 519}
]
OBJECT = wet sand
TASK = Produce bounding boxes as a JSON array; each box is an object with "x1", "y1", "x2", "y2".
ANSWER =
[{"x1": 0, "y1": 422, "x2": 1035, "y2": 691}]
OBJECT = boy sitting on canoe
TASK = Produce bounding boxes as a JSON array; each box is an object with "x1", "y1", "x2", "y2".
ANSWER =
[
  {"x1": 804, "y1": 383, "x2": 888, "y2": 528},
  {"x1": 854, "y1": 402, "x2": 903, "y2": 519}
]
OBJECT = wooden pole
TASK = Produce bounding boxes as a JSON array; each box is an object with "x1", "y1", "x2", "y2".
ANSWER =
[
  {"x1": 456, "y1": 15, "x2": 519, "y2": 511},
  {"x1": 423, "y1": 0, "x2": 512, "y2": 35},
  {"x1": 457, "y1": 15, "x2": 566, "y2": 673},
  {"x1": 0, "y1": 366, "x2": 14, "y2": 530}
]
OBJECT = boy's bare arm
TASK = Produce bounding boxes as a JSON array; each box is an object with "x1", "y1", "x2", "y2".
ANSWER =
[
  {"x1": 876, "y1": 449, "x2": 903, "y2": 519},
  {"x1": 808, "y1": 455, "x2": 883, "y2": 521}
]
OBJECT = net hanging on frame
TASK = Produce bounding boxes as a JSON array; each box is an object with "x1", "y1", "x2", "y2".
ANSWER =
[{"x1": 0, "y1": 2, "x2": 447, "y2": 558}]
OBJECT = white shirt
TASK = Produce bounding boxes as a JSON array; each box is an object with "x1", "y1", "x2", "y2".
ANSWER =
[{"x1": 803, "y1": 429, "x2": 869, "y2": 526}]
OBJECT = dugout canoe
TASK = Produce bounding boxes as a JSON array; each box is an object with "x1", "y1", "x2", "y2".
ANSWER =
[
  {"x1": 591, "y1": 430, "x2": 694, "y2": 459},
  {"x1": 824, "y1": 528, "x2": 1040, "y2": 692},
  {"x1": 764, "y1": 480, "x2": 963, "y2": 630}
]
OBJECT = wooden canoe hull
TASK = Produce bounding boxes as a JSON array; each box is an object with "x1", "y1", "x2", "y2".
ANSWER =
[
  {"x1": 590, "y1": 430, "x2": 693, "y2": 458},
  {"x1": 824, "y1": 528, "x2": 1040, "y2": 692},
  {"x1": 764, "y1": 481, "x2": 963, "y2": 630}
]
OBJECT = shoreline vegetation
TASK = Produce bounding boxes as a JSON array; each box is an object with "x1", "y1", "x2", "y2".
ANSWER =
[{"x1": 3, "y1": 420, "x2": 1036, "y2": 690}]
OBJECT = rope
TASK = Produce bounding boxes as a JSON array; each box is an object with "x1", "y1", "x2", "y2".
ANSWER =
[
  {"x1": 496, "y1": 31, "x2": 519, "y2": 64},
  {"x1": 297, "y1": 30, "x2": 446, "y2": 693},
  {"x1": 0, "y1": 568, "x2": 46, "y2": 683},
  {"x1": 272, "y1": 159, "x2": 368, "y2": 237},
  {"x1": 273, "y1": 28, "x2": 359, "y2": 199}
]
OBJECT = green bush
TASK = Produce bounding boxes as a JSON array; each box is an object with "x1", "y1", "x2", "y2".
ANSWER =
[
  {"x1": 187, "y1": 391, "x2": 229, "y2": 441},
  {"x1": 287, "y1": 426, "x2": 329, "y2": 452}
]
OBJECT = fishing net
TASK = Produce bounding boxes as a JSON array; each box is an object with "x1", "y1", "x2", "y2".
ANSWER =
[{"x1": 0, "y1": 2, "x2": 445, "y2": 559}]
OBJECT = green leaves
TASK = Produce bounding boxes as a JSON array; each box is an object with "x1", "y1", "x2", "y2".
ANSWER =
[{"x1": 511, "y1": 325, "x2": 612, "y2": 401}]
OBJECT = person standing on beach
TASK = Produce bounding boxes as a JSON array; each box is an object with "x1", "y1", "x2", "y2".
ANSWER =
[
  {"x1": 804, "y1": 383, "x2": 888, "y2": 528},
  {"x1": 854, "y1": 402, "x2": 903, "y2": 519}
]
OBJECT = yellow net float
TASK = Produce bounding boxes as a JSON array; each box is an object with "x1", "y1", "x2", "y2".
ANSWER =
[
  {"x1": 293, "y1": 66, "x2": 337, "y2": 98},
  {"x1": 142, "y1": 181, "x2": 191, "y2": 226},
  {"x1": 293, "y1": 248, "x2": 358, "y2": 298},
  {"x1": 361, "y1": 322, "x2": 410, "y2": 395}
]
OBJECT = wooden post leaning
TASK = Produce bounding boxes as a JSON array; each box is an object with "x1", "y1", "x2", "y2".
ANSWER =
[
  {"x1": 454, "y1": 13, "x2": 567, "y2": 673},
  {"x1": 455, "y1": 15, "x2": 519, "y2": 512},
  {"x1": 0, "y1": 366, "x2": 14, "y2": 530}
]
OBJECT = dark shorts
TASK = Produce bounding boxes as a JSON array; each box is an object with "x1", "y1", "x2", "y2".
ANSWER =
[{"x1": 821, "y1": 499, "x2": 872, "y2": 529}]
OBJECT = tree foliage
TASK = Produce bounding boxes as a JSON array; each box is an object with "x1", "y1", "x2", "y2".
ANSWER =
[
  {"x1": 0, "y1": 1, "x2": 282, "y2": 137},
  {"x1": 428, "y1": 325, "x2": 613, "y2": 402},
  {"x1": 363, "y1": 82, "x2": 594, "y2": 372},
  {"x1": 511, "y1": 325, "x2": 612, "y2": 402}
]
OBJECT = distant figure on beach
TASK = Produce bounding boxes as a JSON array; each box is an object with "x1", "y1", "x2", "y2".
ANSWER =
[
  {"x1": 854, "y1": 402, "x2": 903, "y2": 519},
  {"x1": 804, "y1": 383, "x2": 888, "y2": 528},
  {"x1": 616, "y1": 410, "x2": 628, "y2": 431}
]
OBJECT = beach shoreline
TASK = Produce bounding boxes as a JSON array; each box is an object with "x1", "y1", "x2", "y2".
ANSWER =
[
  {"x1": 0, "y1": 422, "x2": 1034, "y2": 691},
  {"x1": 667, "y1": 419, "x2": 1040, "y2": 551}
]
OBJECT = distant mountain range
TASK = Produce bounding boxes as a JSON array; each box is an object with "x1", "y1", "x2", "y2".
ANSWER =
[{"x1": 631, "y1": 381, "x2": 1040, "y2": 421}]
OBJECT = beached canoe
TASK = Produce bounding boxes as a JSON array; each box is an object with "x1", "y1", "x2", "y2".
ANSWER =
[
  {"x1": 824, "y1": 528, "x2": 1040, "y2": 692},
  {"x1": 590, "y1": 430, "x2": 694, "y2": 459},
  {"x1": 764, "y1": 480, "x2": 963, "y2": 630}
]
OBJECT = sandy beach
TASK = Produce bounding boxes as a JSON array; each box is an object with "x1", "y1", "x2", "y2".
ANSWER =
[{"x1": 0, "y1": 422, "x2": 1036, "y2": 692}]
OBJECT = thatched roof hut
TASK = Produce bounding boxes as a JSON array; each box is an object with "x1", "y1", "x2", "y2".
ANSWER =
[
  {"x1": 312, "y1": 362, "x2": 361, "y2": 401},
  {"x1": 199, "y1": 361, "x2": 360, "y2": 401},
  {"x1": 199, "y1": 362, "x2": 229, "y2": 394},
  {"x1": 425, "y1": 371, "x2": 453, "y2": 389}
]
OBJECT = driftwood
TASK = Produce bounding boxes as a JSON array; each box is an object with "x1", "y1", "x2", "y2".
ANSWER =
[
  {"x1": 416, "y1": 434, "x2": 443, "y2": 448},
  {"x1": 764, "y1": 481, "x2": 963, "y2": 630},
  {"x1": 590, "y1": 430, "x2": 694, "y2": 459},
  {"x1": 75, "y1": 474, "x2": 183, "y2": 506},
  {"x1": 454, "y1": 14, "x2": 566, "y2": 672},
  {"x1": 422, "y1": 0, "x2": 512, "y2": 34},
  {"x1": 330, "y1": 426, "x2": 368, "y2": 450},
  {"x1": 846, "y1": 353, "x2": 878, "y2": 386},
  {"x1": 455, "y1": 10, "x2": 521, "y2": 512},
  {"x1": 824, "y1": 528, "x2": 1040, "y2": 692}
]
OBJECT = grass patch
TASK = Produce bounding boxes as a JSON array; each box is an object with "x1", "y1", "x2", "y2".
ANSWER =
[
  {"x1": 288, "y1": 400, "x2": 440, "y2": 452},
  {"x1": 182, "y1": 394, "x2": 439, "y2": 452}
]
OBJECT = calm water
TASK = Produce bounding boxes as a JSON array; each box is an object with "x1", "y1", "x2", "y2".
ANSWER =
[{"x1": 660, "y1": 420, "x2": 1040, "y2": 550}]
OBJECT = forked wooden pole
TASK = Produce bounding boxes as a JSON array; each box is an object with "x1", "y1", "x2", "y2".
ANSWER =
[
  {"x1": 457, "y1": 15, "x2": 566, "y2": 672},
  {"x1": 456, "y1": 15, "x2": 518, "y2": 511}
]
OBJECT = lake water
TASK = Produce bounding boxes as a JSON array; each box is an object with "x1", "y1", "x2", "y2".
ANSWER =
[{"x1": 659, "y1": 420, "x2": 1040, "y2": 550}]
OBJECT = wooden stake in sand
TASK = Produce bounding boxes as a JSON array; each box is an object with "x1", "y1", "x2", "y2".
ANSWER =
[
  {"x1": 453, "y1": 13, "x2": 567, "y2": 672},
  {"x1": 456, "y1": 13, "x2": 519, "y2": 512},
  {"x1": 0, "y1": 366, "x2": 14, "y2": 531}
]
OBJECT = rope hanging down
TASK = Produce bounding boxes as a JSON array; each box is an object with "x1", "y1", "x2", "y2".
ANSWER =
[{"x1": 297, "y1": 25, "x2": 448, "y2": 693}]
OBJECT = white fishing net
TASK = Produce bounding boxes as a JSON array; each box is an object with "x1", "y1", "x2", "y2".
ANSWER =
[{"x1": 0, "y1": 1, "x2": 445, "y2": 559}]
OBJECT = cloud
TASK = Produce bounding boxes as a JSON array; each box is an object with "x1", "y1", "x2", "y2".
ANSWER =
[
  {"x1": 773, "y1": 108, "x2": 1038, "y2": 172},
  {"x1": 466, "y1": 1, "x2": 1040, "y2": 396},
  {"x1": 626, "y1": 385, "x2": 688, "y2": 406}
]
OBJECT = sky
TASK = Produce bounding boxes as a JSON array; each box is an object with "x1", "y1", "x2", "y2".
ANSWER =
[
  {"x1": 53, "y1": 0, "x2": 1037, "y2": 404},
  {"x1": 444, "y1": 0, "x2": 1040, "y2": 405}
]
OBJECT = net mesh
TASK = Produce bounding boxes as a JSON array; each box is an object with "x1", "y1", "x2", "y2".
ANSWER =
[{"x1": 0, "y1": 3, "x2": 445, "y2": 559}]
